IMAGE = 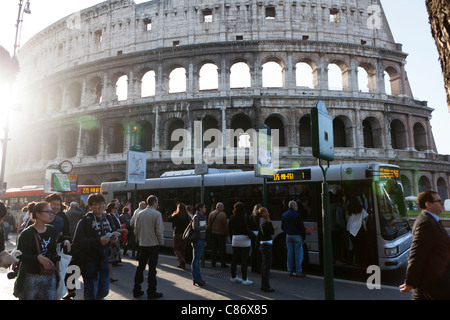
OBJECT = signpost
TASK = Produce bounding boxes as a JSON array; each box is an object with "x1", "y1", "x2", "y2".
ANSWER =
[
  {"x1": 127, "y1": 145, "x2": 146, "y2": 211},
  {"x1": 255, "y1": 124, "x2": 273, "y2": 207},
  {"x1": 311, "y1": 100, "x2": 335, "y2": 300}
]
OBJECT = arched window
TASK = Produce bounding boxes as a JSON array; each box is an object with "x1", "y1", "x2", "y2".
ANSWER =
[
  {"x1": 116, "y1": 75, "x2": 128, "y2": 101},
  {"x1": 299, "y1": 115, "x2": 311, "y2": 147},
  {"x1": 230, "y1": 62, "x2": 251, "y2": 88},
  {"x1": 63, "y1": 129, "x2": 78, "y2": 158},
  {"x1": 264, "y1": 116, "x2": 285, "y2": 147},
  {"x1": 49, "y1": 88, "x2": 63, "y2": 113},
  {"x1": 384, "y1": 66, "x2": 401, "y2": 95},
  {"x1": 296, "y1": 62, "x2": 314, "y2": 88},
  {"x1": 362, "y1": 117, "x2": 383, "y2": 148},
  {"x1": 358, "y1": 67, "x2": 369, "y2": 92},
  {"x1": 199, "y1": 63, "x2": 219, "y2": 90},
  {"x1": 67, "y1": 82, "x2": 82, "y2": 108},
  {"x1": 262, "y1": 61, "x2": 283, "y2": 88},
  {"x1": 107, "y1": 124, "x2": 124, "y2": 154},
  {"x1": 85, "y1": 129, "x2": 100, "y2": 156},
  {"x1": 132, "y1": 121, "x2": 153, "y2": 151},
  {"x1": 418, "y1": 176, "x2": 431, "y2": 192},
  {"x1": 437, "y1": 177, "x2": 448, "y2": 203},
  {"x1": 167, "y1": 118, "x2": 185, "y2": 150},
  {"x1": 230, "y1": 114, "x2": 253, "y2": 148},
  {"x1": 45, "y1": 134, "x2": 58, "y2": 160},
  {"x1": 390, "y1": 119, "x2": 407, "y2": 150},
  {"x1": 328, "y1": 63, "x2": 343, "y2": 90},
  {"x1": 333, "y1": 117, "x2": 347, "y2": 147},
  {"x1": 169, "y1": 67, "x2": 187, "y2": 93},
  {"x1": 141, "y1": 70, "x2": 156, "y2": 97},
  {"x1": 413, "y1": 122, "x2": 427, "y2": 151}
]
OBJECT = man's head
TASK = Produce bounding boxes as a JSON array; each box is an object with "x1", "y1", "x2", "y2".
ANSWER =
[
  {"x1": 147, "y1": 195, "x2": 158, "y2": 208},
  {"x1": 45, "y1": 193, "x2": 62, "y2": 215},
  {"x1": 216, "y1": 202, "x2": 224, "y2": 211},
  {"x1": 288, "y1": 200, "x2": 298, "y2": 211},
  {"x1": 417, "y1": 190, "x2": 444, "y2": 216}
]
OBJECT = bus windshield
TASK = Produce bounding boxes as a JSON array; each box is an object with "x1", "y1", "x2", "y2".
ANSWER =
[{"x1": 376, "y1": 179, "x2": 410, "y2": 240}]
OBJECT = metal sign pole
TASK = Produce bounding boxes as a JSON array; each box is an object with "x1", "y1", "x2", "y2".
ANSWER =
[{"x1": 311, "y1": 100, "x2": 335, "y2": 300}]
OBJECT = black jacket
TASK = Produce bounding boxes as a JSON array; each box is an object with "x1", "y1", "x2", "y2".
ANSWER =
[{"x1": 405, "y1": 211, "x2": 450, "y2": 299}]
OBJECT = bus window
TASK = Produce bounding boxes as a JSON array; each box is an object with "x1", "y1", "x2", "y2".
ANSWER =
[
  {"x1": 376, "y1": 179, "x2": 410, "y2": 240},
  {"x1": 267, "y1": 183, "x2": 313, "y2": 220}
]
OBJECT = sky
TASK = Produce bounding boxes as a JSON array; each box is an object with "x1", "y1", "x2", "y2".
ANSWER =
[{"x1": 0, "y1": 0, "x2": 449, "y2": 155}]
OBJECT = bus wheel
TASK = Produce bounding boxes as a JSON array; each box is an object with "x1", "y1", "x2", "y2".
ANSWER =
[{"x1": 272, "y1": 233, "x2": 286, "y2": 270}]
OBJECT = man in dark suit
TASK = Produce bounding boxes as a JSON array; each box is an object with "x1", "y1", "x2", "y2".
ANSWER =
[{"x1": 400, "y1": 190, "x2": 450, "y2": 299}]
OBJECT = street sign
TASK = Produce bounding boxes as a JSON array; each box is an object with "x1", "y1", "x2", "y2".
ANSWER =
[
  {"x1": 126, "y1": 145, "x2": 146, "y2": 184},
  {"x1": 255, "y1": 124, "x2": 274, "y2": 178},
  {"x1": 311, "y1": 100, "x2": 334, "y2": 161}
]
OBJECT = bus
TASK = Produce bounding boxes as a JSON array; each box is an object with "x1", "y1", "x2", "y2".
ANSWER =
[
  {"x1": 101, "y1": 163, "x2": 412, "y2": 271},
  {"x1": 2, "y1": 185, "x2": 101, "y2": 226}
]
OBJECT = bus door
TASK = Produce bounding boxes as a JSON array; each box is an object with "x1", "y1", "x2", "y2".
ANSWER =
[{"x1": 325, "y1": 182, "x2": 377, "y2": 268}]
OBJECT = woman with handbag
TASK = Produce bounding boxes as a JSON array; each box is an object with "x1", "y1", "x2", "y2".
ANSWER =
[
  {"x1": 191, "y1": 203, "x2": 207, "y2": 286},
  {"x1": 13, "y1": 201, "x2": 59, "y2": 300}
]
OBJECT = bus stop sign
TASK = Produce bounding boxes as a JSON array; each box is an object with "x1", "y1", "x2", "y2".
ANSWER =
[{"x1": 311, "y1": 101, "x2": 334, "y2": 161}]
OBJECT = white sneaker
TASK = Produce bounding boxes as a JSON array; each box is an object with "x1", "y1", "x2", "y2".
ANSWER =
[
  {"x1": 230, "y1": 276, "x2": 242, "y2": 283},
  {"x1": 242, "y1": 279, "x2": 253, "y2": 285}
]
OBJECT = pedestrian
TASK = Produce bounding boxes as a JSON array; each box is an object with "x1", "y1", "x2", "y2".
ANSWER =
[
  {"x1": 185, "y1": 205, "x2": 194, "y2": 264},
  {"x1": 3, "y1": 206, "x2": 14, "y2": 240},
  {"x1": 13, "y1": 201, "x2": 59, "y2": 300},
  {"x1": 191, "y1": 202, "x2": 208, "y2": 286},
  {"x1": 45, "y1": 193, "x2": 71, "y2": 244},
  {"x1": 65, "y1": 202, "x2": 84, "y2": 238},
  {"x1": 346, "y1": 196, "x2": 369, "y2": 266},
  {"x1": 0, "y1": 201, "x2": 7, "y2": 254},
  {"x1": 106, "y1": 202, "x2": 128, "y2": 282},
  {"x1": 228, "y1": 202, "x2": 254, "y2": 285},
  {"x1": 120, "y1": 206, "x2": 132, "y2": 256},
  {"x1": 258, "y1": 207, "x2": 278, "y2": 292},
  {"x1": 130, "y1": 200, "x2": 146, "y2": 259},
  {"x1": 400, "y1": 190, "x2": 450, "y2": 299},
  {"x1": 208, "y1": 202, "x2": 229, "y2": 269},
  {"x1": 168, "y1": 202, "x2": 190, "y2": 269},
  {"x1": 72, "y1": 193, "x2": 115, "y2": 300},
  {"x1": 281, "y1": 200, "x2": 306, "y2": 278},
  {"x1": 248, "y1": 204, "x2": 262, "y2": 273},
  {"x1": 132, "y1": 195, "x2": 164, "y2": 299}
]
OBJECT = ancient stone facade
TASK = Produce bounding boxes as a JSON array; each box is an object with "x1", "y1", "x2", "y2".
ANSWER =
[{"x1": 5, "y1": 0, "x2": 450, "y2": 199}]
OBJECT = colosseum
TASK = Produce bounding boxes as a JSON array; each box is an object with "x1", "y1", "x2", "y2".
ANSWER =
[{"x1": 5, "y1": 0, "x2": 450, "y2": 200}]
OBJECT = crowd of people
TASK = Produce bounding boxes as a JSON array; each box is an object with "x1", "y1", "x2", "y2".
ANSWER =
[
  {"x1": 0, "y1": 192, "x2": 310, "y2": 300},
  {"x1": 0, "y1": 189, "x2": 449, "y2": 300}
]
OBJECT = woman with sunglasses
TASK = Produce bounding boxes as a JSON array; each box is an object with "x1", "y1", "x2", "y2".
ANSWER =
[{"x1": 13, "y1": 201, "x2": 59, "y2": 300}]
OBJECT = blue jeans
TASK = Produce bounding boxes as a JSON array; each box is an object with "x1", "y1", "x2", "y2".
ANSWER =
[
  {"x1": 192, "y1": 240, "x2": 205, "y2": 282},
  {"x1": 286, "y1": 234, "x2": 303, "y2": 274},
  {"x1": 83, "y1": 260, "x2": 110, "y2": 300}
]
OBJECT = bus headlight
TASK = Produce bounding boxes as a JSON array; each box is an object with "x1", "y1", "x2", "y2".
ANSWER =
[{"x1": 385, "y1": 246, "x2": 399, "y2": 256}]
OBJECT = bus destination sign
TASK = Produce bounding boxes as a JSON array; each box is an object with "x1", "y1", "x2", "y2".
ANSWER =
[
  {"x1": 82, "y1": 186, "x2": 101, "y2": 194},
  {"x1": 379, "y1": 167, "x2": 399, "y2": 179},
  {"x1": 269, "y1": 169, "x2": 311, "y2": 182}
]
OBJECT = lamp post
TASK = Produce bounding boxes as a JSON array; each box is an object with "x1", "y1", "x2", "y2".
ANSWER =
[{"x1": 0, "y1": 0, "x2": 31, "y2": 199}]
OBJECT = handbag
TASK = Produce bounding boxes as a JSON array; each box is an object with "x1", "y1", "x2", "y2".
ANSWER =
[
  {"x1": 182, "y1": 220, "x2": 199, "y2": 243},
  {"x1": 33, "y1": 230, "x2": 56, "y2": 275}
]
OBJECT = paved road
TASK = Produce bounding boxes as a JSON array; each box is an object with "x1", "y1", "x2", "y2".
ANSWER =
[{"x1": 1, "y1": 233, "x2": 410, "y2": 302}]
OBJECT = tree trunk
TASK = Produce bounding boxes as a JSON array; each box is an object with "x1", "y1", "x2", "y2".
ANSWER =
[{"x1": 426, "y1": 0, "x2": 450, "y2": 112}]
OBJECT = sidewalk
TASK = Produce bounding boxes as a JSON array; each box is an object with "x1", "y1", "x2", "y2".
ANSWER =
[{"x1": 0, "y1": 233, "x2": 410, "y2": 301}]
